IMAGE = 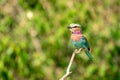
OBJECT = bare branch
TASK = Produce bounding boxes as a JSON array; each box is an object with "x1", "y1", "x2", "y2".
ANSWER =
[{"x1": 60, "y1": 48, "x2": 82, "y2": 80}]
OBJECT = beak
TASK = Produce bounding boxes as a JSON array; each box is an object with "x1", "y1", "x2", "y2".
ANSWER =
[{"x1": 67, "y1": 26, "x2": 71, "y2": 29}]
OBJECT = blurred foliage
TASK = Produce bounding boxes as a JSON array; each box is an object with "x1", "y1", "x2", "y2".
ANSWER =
[{"x1": 0, "y1": 0, "x2": 120, "y2": 80}]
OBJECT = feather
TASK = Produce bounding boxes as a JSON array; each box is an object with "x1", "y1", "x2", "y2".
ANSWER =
[
  {"x1": 85, "y1": 50, "x2": 93, "y2": 61},
  {"x1": 83, "y1": 35, "x2": 91, "y2": 51}
]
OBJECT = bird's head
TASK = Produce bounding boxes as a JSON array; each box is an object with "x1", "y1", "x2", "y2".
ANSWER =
[{"x1": 67, "y1": 23, "x2": 82, "y2": 33}]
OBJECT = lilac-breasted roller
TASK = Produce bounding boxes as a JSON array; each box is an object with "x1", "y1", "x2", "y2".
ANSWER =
[{"x1": 68, "y1": 23, "x2": 93, "y2": 61}]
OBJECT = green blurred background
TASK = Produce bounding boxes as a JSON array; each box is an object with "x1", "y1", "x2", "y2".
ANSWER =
[{"x1": 0, "y1": 0, "x2": 120, "y2": 80}]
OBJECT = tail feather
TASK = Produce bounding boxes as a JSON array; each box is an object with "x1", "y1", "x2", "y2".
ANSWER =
[{"x1": 85, "y1": 50, "x2": 93, "y2": 61}]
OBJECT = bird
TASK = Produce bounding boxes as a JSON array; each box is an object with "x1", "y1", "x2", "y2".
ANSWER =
[{"x1": 67, "y1": 23, "x2": 93, "y2": 61}]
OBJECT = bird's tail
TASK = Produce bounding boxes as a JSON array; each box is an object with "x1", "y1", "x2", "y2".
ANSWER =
[{"x1": 85, "y1": 50, "x2": 93, "y2": 61}]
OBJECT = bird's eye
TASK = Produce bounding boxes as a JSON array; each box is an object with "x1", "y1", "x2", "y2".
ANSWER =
[
  {"x1": 67, "y1": 26, "x2": 72, "y2": 29},
  {"x1": 73, "y1": 26, "x2": 77, "y2": 28}
]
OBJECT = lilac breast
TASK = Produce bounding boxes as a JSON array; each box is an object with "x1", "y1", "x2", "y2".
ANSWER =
[{"x1": 71, "y1": 34, "x2": 82, "y2": 41}]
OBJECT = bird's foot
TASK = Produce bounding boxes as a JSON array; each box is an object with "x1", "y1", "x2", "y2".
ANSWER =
[{"x1": 74, "y1": 48, "x2": 82, "y2": 54}]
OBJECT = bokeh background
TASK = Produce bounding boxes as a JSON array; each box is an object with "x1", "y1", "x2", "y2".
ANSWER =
[{"x1": 0, "y1": 0, "x2": 120, "y2": 80}]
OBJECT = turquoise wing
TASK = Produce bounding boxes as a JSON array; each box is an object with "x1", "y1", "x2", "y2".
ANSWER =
[
  {"x1": 82, "y1": 35, "x2": 93, "y2": 60},
  {"x1": 82, "y1": 35, "x2": 90, "y2": 51}
]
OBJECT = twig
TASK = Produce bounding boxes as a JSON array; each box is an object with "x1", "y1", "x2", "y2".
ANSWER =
[{"x1": 59, "y1": 48, "x2": 82, "y2": 80}]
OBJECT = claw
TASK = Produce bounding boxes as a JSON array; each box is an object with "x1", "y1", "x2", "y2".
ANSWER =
[{"x1": 75, "y1": 48, "x2": 82, "y2": 54}]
